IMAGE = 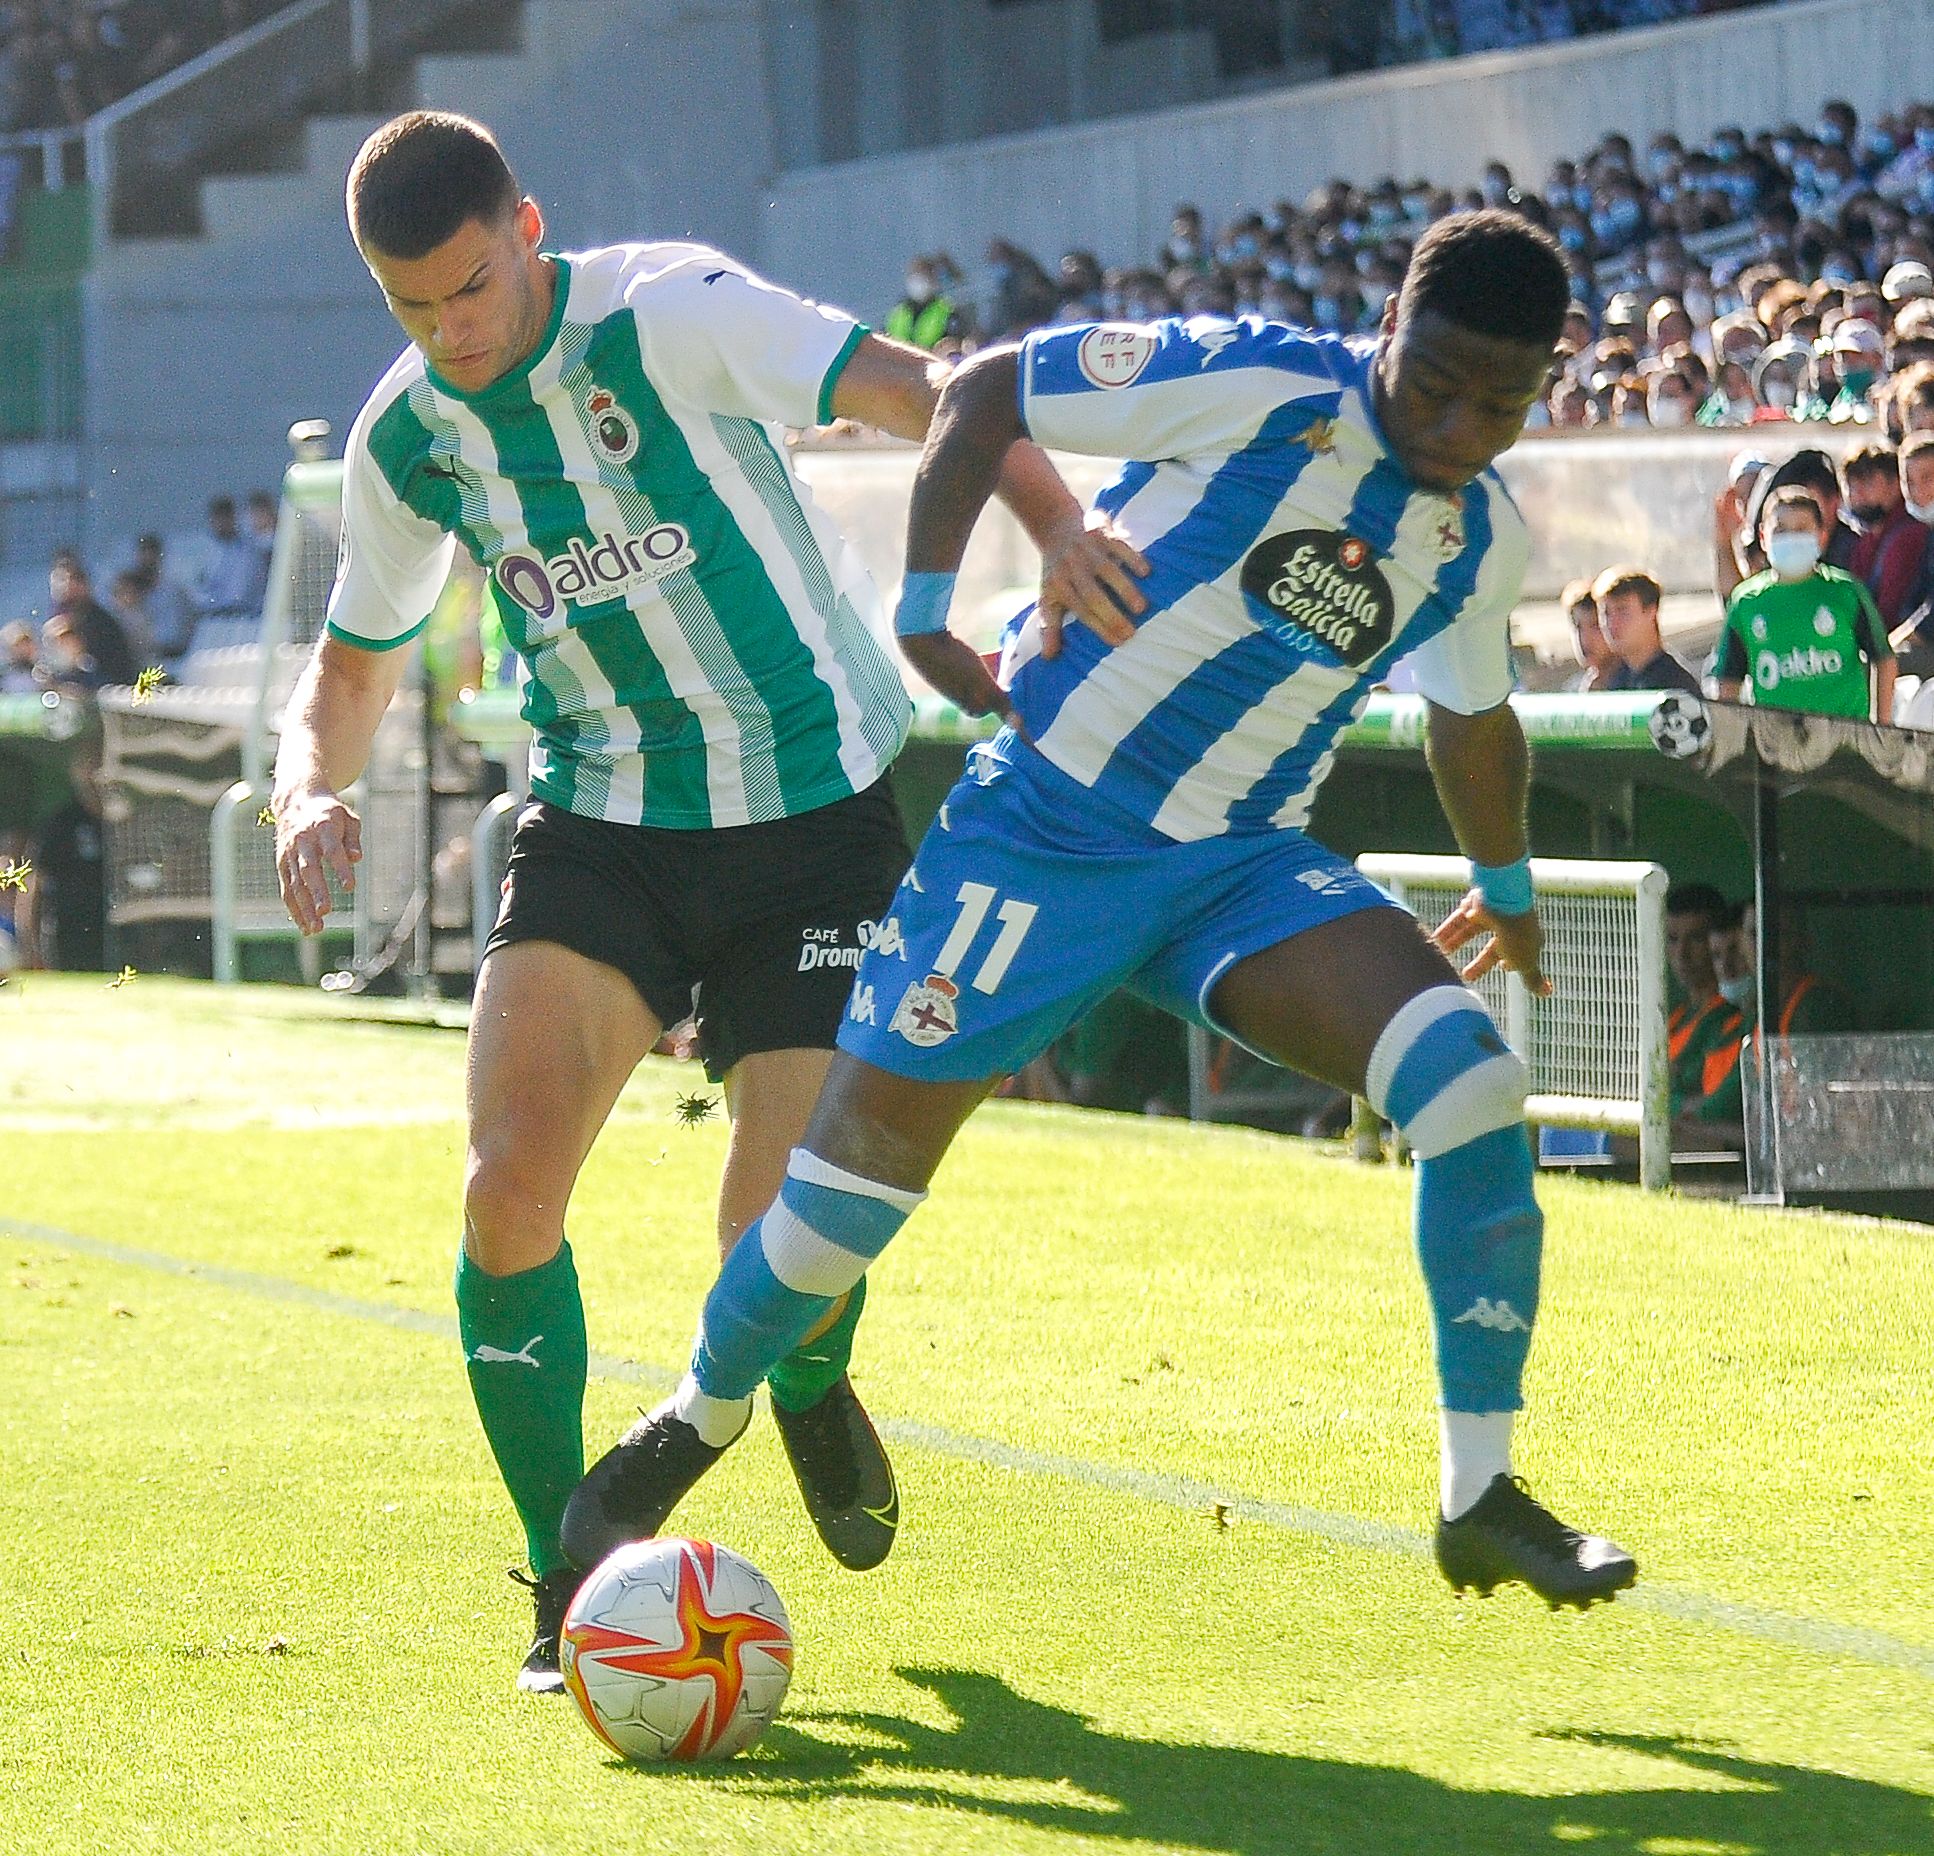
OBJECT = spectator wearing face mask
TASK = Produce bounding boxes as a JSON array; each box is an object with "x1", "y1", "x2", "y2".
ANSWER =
[
  {"x1": 1648, "y1": 365, "x2": 1701, "y2": 429},
  {"x1": 1736, "y1": 449, "x2": 1859, "y2": 596},
  {"x1": 1713, "y1": 487, "x2": 1895, "y2": 721},
  {"x1": 1160, "y1": 205, "x2": 1209, "y2": 274},
  {"x1": 887, "y1": 254, "x2": 965, "y2": 351},
  {"x1": 1750, "y1": 338, "x2": 1807, "y2": 420},
  {"x1": 1843, "y1": 443, "x2": 1929, "y2": 626},
  {"x1": 1592, "y1": 565, "x2": 1700, "y2": 694},
  {"x1": 1824, "y1": 318, "x2": 1886, "y2": 423}
]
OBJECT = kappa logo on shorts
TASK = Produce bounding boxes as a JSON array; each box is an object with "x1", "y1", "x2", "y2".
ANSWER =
[
  {"x1": 889, "y1": 972, "x2": 960, "y2": 1047},
  {"x1": 1294, "y1": 867, "x2": 1356, "y2": 897},
  {"x1": 857, "y1": 917, "x2": 906, "y2": 958},
  {"x1": 848, "y1": 983, "x2": 877, "y2": 1026}
]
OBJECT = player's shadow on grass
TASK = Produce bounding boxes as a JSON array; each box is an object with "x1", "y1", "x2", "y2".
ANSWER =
[{"x1": 729, "y1": 1666, "x2": 1931, "y2": 1856}]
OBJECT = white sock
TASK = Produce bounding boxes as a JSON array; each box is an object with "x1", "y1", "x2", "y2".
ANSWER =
[
  {"x1": 669, "y1": 1373, "x2": 753, "y2": 1449},
  {"x1": 1439, "y1": 1409, "x2": 1515, "y2": 1520}
]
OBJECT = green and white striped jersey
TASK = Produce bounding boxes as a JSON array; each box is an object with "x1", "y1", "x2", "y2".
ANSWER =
[{"x1": 326, "y1": 242, "x2": 911, "y2": 828}]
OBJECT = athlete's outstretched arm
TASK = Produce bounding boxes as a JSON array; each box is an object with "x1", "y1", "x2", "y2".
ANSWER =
[
  {"x1": 1424, "y1": 699, "x2": 1550, "y2": 995},
  {"x1": 833, "y1": 338, "x2": 1146, "y2": 674}
]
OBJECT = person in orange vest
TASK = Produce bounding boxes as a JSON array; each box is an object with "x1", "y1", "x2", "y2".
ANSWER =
[
  {"x1": 1665, "y1": 883, "x2": 1746, "y2": 1148},
  {"x1": 1732, "y1": 900, "x2": 1858, "y2": 1038}
]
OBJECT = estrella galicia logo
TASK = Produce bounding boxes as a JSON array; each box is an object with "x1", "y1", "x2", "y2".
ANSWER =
[
  {"x1": 1239, "y1": 528, "x2": 1395, "y2": 670},
  {"x1": 585, "y1": 387, "x2": 639, "y2": 464},
  {"x1": 493, "y1": 526, "x2": 697, "y2": 622}
]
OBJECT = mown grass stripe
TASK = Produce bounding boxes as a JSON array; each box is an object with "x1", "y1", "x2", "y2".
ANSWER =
[{"x1": 8, "y1": 1213, "x2": 1931, "y2": 1687}]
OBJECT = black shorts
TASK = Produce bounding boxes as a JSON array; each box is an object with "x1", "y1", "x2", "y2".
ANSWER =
[{"x1": 483, "y1": 781, "x2": 911, "y2": 1081}]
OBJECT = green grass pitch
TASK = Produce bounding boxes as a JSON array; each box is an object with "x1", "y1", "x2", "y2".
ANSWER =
[{"x1": 3, "y1": 973, "x2": 1932, "y2": 1855}]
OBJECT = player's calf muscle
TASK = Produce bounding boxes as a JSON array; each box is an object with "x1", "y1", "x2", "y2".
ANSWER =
[{"x1": 801, "y1": 1057, "x2": 987, "y2": 1191}]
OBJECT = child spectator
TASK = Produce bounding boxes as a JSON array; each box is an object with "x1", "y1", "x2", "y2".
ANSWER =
[{"x1": 1712, "y1": 488, "x2": 1896, "y2": 720}]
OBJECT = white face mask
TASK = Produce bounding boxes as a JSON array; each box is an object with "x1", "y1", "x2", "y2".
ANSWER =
[
  {"x1": 1767, "y1": 531, "x2": 1822, "y2": 577},
  {"x1": 1719, "y1": 975, "x2": 1755, "y2": 1007},
  {"x1": 1762, "y1": 378, "x2": 1798, "y2": 409},
  {"x1": 1907, "y1": 495, "x2": 1934, "y2": 524},
  {"x1": 1650, "y1": 396, "x2": 1693, "y2": 427},
  {"x1": 905, "y1": 274, "x2": 934, "y2": 303}
]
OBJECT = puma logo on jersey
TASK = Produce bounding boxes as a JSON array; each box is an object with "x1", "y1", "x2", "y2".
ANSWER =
[{"x1": 468, "y1": 1335, "x2": 544, "y2": 1367}]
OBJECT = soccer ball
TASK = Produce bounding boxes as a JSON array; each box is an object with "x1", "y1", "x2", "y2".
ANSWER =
[{"x1": 560, "y1": 1538, "x2": 794, "y2": 1763}]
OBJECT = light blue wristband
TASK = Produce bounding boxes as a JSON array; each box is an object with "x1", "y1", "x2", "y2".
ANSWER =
[
  {"x1": 1473, "y1": 856, "x2": 1534, "y2": 917},
  {"x1": 895, "y1": 571, "x2": 957, "y2": 637}
]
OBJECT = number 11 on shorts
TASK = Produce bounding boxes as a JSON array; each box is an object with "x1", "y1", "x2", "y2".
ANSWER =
[{"x1": 934, "y1": 881, "x2": 1039, "y2": 995}]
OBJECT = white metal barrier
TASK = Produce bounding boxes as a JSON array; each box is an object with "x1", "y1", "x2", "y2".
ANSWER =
[
  {"x1": 1185, "y1": 854, "x2": 1670, "y2": 1189},
  {"x1": 1360, "y1": 855, "x2": 1670, "y2": 1190}
]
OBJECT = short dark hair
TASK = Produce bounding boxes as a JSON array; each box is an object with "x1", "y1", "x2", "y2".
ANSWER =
[
  {"x1": 1398, "y1": 209, "x2": 1568, "y2": 348},
  {"x1": 1843, "y1": 443, "x2": 1898, "y2": 483},
  {"x1": 348, "y1": 111, "x2": 519, "y2": 261},
  {"x1": 1666, "y1": 882, "x2": 1727, "y2": 923},
  {"x1": 1592, "y1": 564, "x2": 1662, "y2": 610}
]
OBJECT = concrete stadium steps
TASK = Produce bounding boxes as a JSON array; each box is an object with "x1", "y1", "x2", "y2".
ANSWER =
[{"x1": 81, "y1": 0, "x2": 786, "y2": 553}]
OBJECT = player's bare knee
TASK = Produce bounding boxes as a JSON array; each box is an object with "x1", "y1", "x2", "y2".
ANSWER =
[
  {"x1": 462, "y1": 1143, "x2": 568, "y2": 1273},
  {"x1": 1365, "y1": 985, "x2": 1527, "y2": 1159}
]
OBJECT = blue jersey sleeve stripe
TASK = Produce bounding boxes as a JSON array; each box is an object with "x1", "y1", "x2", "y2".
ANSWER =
[{"x1": 1024, "y1": 318, "x2": 1342, "y2": 406}]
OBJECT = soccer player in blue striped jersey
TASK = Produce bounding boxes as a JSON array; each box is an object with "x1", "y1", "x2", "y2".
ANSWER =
[
  {"x1": 566, "y1": 211, "x2": 1638, "y2": 1610},
  {"x1": 269, "y1": 112, "x2": 1146, "y2": 1692}
]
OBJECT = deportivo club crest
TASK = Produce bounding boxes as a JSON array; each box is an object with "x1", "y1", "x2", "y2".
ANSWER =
[
  {"x1": 1239, "y1": 527, "x2": 1396, "y2": 670},
  {"x1": 889, "y1": 972, "x2": 960, "y2": 1048},
  {"x1": 586, "y1": 388, "x2": 639, "y2": 464}
]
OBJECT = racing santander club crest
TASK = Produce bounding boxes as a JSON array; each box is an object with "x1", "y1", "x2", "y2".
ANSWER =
[
  {"x1": 889, "y1": 972, "x2": 960, "y2": 1048},
  {"x1": 1239, "y1": 528, "x2": 1396, "y2": 670},
  {"x1": 586, "y1": 388, "x2": 639, "y2": 465}
]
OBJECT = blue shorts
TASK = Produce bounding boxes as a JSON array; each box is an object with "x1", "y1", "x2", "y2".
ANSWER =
[{"x1": 837, "y1": 739, "x2": 1396, "y2": 1083}]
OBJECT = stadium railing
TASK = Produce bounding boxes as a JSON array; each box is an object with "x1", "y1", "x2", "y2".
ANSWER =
[
  {"x1": 1373, "y1": 854, "x2": 1668, "y2": 1190},
  {"x1": 1188, "y1": 854, "x2": 1670, "y2": 1191}
]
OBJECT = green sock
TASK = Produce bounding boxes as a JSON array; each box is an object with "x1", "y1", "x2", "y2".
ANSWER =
[
  {"x1": 767, "y1": 1273, "x2": 867, "y2": 1413},
  {"x1": 455, "y1": 1239, "x2": 587, "y2": 1580}
]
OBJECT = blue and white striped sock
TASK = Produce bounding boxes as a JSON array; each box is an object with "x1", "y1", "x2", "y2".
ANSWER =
[{"x1": 675, "y1": 1149, "x2": 925, "y2": 1438}]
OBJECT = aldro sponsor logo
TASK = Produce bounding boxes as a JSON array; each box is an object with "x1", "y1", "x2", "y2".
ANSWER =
[
  {"x1": 1755, "y1": 644, "x2": 1845, "y2": 690},
  {"x1": 493, "y1": 525, "x2": 697, "y2": 622},
  {"x1": 1239, "y1": 528, "x2": 1395, "y2": 670}
]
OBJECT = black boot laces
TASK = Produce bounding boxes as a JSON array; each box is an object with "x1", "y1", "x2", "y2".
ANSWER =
[{"x1": 1489, "y1": 1477, "x2": 1584, "y2": 1553}]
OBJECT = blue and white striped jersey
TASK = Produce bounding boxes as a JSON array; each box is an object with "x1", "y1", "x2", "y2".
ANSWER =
[{"x1": 1006, "y1": 317, "x2": 1528, "y2": 842}]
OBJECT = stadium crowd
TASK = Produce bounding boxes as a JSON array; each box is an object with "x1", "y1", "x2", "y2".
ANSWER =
[
  {"x1": 894, "y1": 95, "x2": 1934, "y2": 437},
  {"x1": 0, "y1": 489, "x2": 276, "y2": 692},
  {"x1": 0, "y1": 0, "x2": 275, "y2": 133}
]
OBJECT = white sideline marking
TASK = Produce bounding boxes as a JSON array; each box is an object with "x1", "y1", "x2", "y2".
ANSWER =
[{"x1": 8, "y1": 1216, "x2": 1933, "y2": 1687}]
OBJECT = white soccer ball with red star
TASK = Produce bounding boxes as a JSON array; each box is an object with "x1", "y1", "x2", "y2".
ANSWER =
[{"x1": 560, "y1": 1538, "x2": 794, "y2": 1762}]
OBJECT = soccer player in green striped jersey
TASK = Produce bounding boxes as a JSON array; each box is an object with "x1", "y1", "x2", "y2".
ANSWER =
[{"x1": 269, "y1": 111, "x2": 1146, "y2": 1693}]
